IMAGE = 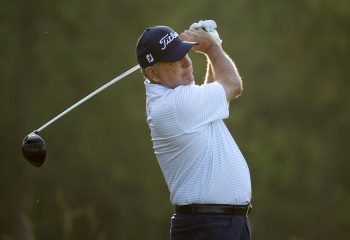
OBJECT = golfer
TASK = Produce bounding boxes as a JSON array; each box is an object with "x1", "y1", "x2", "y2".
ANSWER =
[{"x1": 136, "y1": 20, "x2": 252, "y2": 240}]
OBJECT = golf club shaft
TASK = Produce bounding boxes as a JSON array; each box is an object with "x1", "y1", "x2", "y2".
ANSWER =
[{"x1": 33, "y1": 64, "x2": 140, "y2": 134}]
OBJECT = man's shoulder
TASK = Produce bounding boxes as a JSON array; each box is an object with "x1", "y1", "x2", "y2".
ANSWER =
[
  {"x1": 173, "y1": 82, "x2": 224, "y2": 99},
  {"x1": 175, "y1": 82, "x2": 223, "y2": 91}
]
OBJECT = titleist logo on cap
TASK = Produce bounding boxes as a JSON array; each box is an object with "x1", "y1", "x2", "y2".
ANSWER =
[{"x1": 159, "y1": 32, "x2": 179, "y2": 50}]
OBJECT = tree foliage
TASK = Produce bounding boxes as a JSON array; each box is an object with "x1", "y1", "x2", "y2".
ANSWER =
[{"x1": 1, "y1": 0, "x2": 349, "y2": 239}]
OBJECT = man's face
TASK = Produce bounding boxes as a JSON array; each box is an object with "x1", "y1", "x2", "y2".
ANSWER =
[{"x1": 153, "y1": 54, "x2": 194, "y2": 88}]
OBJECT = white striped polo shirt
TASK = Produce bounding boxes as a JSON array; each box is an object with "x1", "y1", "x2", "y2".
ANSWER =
[{"x1": 145, "y1": 81, "x2": 251, "y2": 205}]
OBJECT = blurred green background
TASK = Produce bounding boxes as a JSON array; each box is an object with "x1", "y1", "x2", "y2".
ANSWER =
[{"x1": 1, "y1": 0, "x2": 349, "y2": 239}]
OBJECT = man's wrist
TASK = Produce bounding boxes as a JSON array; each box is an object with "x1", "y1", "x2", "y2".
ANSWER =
[{"x1": 205, "y1": 43, "x2": 223, "y2": 60}]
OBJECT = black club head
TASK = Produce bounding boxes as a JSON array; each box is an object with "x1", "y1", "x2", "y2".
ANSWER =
[{"x1": 22, "y1": 133, "x2": 46, "y2": 167}]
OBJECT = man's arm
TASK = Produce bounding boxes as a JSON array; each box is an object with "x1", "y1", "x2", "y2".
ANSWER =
[
  {"x1": 207, "y1": 43, "x2": 243, "y2": 101},
  {"x1": 181, "y1": 29, "x2": 243, "y2": 101}
]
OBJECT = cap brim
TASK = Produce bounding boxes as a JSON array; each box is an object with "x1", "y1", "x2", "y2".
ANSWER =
[{"x1": 160, "y1": 41, "x2": 197, "y2": 62}]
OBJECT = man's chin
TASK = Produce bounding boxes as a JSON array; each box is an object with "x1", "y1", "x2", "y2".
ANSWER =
[
  {"x1": 184, "y1": 75, "x2": 195, "y2": 85},
  {"x1": 183, "y1": 79, "x2": 194, "y2": 86}
]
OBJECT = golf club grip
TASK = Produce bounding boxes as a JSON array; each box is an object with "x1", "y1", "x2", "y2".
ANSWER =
[{"x1": 33, "y1": 64, "x2": 141, "y2": 134}]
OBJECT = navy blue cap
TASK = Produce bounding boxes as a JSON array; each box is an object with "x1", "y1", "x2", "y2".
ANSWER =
[{"x1": 136, "y1": 26, "x2": 196, "y2": 68}]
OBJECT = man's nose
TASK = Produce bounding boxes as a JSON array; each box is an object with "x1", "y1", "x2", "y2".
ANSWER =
[{"x1": 181, "y1": 55, "x2": 192, "y2": 68}]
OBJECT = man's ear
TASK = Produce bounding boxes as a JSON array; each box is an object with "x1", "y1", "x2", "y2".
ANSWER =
[{"x1": 144, "y1": 66, "x2": 160, "y2": 83}]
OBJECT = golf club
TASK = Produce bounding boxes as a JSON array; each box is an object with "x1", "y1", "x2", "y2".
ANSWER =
[{"x1": 22, "y1": 64, "x2": 141, "y2": 167}]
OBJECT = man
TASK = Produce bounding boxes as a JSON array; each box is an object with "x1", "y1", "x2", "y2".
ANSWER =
[{"x1": 136, "y1": 20, "x2": 252, "y2": 240}]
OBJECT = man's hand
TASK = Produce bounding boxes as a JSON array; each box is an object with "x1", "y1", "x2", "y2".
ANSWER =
[
  {"x1": 180, "y1": 29, "x2": 213, "y2": 55},
  {"x1": 181, "y1": 19, "x2": 243, "y2": 101},
  {"x1": 189, "y1": 20, "x2": 222, "y2": 45},
  {"x1": 180, "y1": 19, "x2": 222, "y2": 55}
]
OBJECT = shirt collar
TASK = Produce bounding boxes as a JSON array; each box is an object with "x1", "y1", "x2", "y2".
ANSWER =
[{"x1": 144, "y1": 80, "x2": 170, "y2": 98}]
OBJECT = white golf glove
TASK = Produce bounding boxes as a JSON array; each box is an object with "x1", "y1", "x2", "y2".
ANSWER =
[{"x1": 190, "y1": 20, "x2": 222, "y2": 45}]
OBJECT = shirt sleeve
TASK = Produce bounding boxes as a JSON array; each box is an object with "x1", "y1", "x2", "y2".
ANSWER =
[{"x1": 174, "y1": 82, "x2": 229, "y2": 132}]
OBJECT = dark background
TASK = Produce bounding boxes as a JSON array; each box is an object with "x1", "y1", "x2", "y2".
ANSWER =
[{"x1": 1, "y1": 0, "x2": 349, "y2": 239}]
